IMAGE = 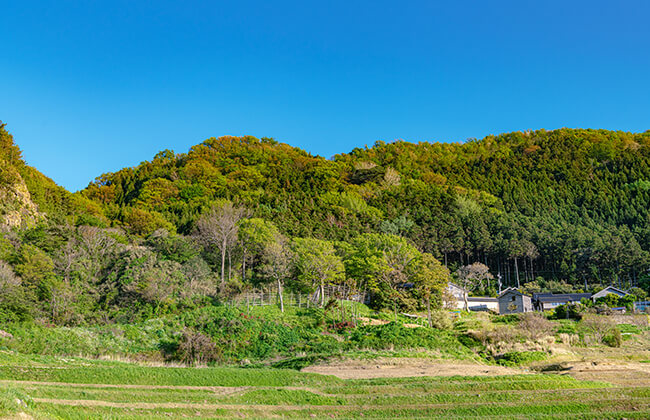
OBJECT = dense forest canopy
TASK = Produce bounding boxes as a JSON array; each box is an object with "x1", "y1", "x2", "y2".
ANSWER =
[
  {"x1": 1, "y1": 121, "x2": 650, "y2": 325},
  {"x1": 82, "y1": 128, "x2": 650, "y2": 288}
]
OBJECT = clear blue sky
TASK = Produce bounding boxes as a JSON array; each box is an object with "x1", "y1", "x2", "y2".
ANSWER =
[{"x1": 2, "y1": 1, "x2": 649, "y2": 191}]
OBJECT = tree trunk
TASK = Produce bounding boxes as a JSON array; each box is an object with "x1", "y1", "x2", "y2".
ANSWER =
[
  {"x1": 514, "y1": 257, "x2": 520, "y2": 288},
  {"x1": 463, "y1": 289, "x2": 469, "y2": 312},
  {"x1": 228, "y1": 249, "x2": 232, "y2": 281},
  {"x1": 320, "y1": 282, "x2": 325, "y2": 307},
  {"x1": 426, "y1": 297, "x2": 432, "y2": 328},
  {"x1": 277, "y1": 278, "x2": 284, "y2": 313},
  {"x1": 220, "y1": 238, "x2": 227, "y2": 286},
  {"x1": 242, "y1": 248, "x2": 247, "y2": 283}
]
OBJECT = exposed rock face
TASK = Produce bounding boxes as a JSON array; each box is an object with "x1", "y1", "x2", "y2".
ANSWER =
[{"x1": 0, "y1": 167, "x2": 42, "y2": 228}]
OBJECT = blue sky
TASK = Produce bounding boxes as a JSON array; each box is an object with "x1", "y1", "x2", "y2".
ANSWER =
[{"x1": 2, "y1": 0, "x2": 649, "y2": 191}]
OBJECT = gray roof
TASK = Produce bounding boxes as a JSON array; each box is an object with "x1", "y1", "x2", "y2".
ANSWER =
[
  {"x1": 498, "y1": 288, "x2": 529, "y2": 298},
  {"x1": 467, "y1": 297, "x2": 498, "y2": 302},
  {"x1": 448, "y1": 282, "x2": 466, "y2": 292},
  {"x1": 592, "y1": 286, "x2": 628, "y2": 299},
  {"x1": 533, "y1": 293, "x2": 591, "y2": 303}
]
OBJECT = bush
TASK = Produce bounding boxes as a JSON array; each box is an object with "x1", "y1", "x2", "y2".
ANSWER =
[
  {"x1": 579, "y1": 315, "x2": 618, "y2": 346},
  {"x1": 175, "y1": 329, "x2": 222, "y2": 365},
  {"x1": 486, "y1": 325, "x2": 523, "y2": 345},
  {"x1": 428, "y1": 310, "x2": 452, "y2": 330},
  {"x1": 497, "y1": 350, "x2": 547, "y2": 366},
  {"x1": 554, "y1": 303, "x2": 584, "y2": 320},
  {"x1": 558, "y1": 333, "x2": 579, "y2": 346},
  {"x1": 518, "y1": 313, "x2": 554, "y2": 341},
  {"x1": 602, "y1": 328, "x2": 622, "y2": 348}
]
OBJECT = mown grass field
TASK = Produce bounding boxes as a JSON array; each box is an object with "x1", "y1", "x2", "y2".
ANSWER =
[{"x1": 1, "y1": 354, "x2": 649, "y2": 419}]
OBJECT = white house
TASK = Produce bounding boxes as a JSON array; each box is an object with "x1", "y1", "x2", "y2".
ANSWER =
[
  {"x1": 591, "y1": 286, "x2": 629, "y2": 302},
  {"x1": 446, "y1": 283, "x2": 498, "y2": 312}
]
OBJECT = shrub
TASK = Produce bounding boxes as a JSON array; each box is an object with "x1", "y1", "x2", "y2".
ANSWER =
[
  {"x1": 429, "y1": 310, "x2": 452, "y2": 330},
  {"x1": 579, "y1": 315, "x2": 617, "y2": 346},
  {"x1": 175, "y1": 329, "x2": 222, "y2": 365},
  {"x1": 558, "y1": 333, "x2": 579, "y2": 346},
  {"x1": 486, "y1": 325, "x2": 522, "y2": 345},
  {"x1": 497, "y1": 350, "x2": 547, "y2": 366},
  {"x1": 518, "y1": 312, "x2": 554, "y2": 341},
  {"x1": 602, "y1": 328, "x2": 622, "y2": 348},
  {"x1": 554, "y1": 303, "x2": 584, "y2": 320}
]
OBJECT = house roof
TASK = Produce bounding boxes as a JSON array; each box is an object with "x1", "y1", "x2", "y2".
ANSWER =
[
  {"x1": 498, "y1": 288, "x2": 529, "y2": 298},
  {"x1": 467, "y1": 297, "x2": 498, "y2": 302},
  {"x1": 447, "y1": 282, "x2": 466, "y2": 292},
  {"x1": 592, "y1": 286, "x2": 629, "y2": 299},
  {"x1": 533, "y1": 293, "x2": 591, "y2": 303}
]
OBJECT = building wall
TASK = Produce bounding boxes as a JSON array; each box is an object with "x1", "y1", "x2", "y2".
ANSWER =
[
  {"x1": 499, "y1": 293, "x2": 531, "y2": 314},
  {"x1": 453, "y1": 298, "x2": 498, "y2": 311}
]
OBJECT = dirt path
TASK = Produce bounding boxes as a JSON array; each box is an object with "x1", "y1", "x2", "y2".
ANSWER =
[
  {"x1": 561, "y1": 361, "x2": 650, "y2": 386},
  {"x1": 302, "y1": 358, "x2": 525, "y2": 379}
]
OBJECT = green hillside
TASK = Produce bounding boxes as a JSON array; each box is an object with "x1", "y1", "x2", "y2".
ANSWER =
[
  {"x1": 0, "y1": 122, "x2": 649, "y2": 328},
  {"x1": 82, "y1": 128, "x2": 650, "y2": 290}
]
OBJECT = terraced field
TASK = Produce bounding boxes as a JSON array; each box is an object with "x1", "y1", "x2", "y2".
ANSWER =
[{"x1": 1, "y1": 359, "x2": 649, "y2": 419}]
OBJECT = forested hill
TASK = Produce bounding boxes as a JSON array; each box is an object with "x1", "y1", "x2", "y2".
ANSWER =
[{"x1": 78, "y1": 128, "x2": 650, "y2": 290}]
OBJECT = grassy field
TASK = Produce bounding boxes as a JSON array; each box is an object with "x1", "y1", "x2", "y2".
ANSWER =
[
  {"x1": 1, "y1": 353, "x2": 649, "y2": 419},
  {"x1": 1, "y1": 306, "x2": 649, "y2": 418}
]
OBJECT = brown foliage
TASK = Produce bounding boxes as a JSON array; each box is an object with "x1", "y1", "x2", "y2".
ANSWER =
[
  {"x1": 579, "y1": 315, "x2": 616, "y2": 344},
  {"x1": 518, "y1": 312, "x2": 554, "y2": 341},
  {"x1": 176, "y1": 329, "x2": 222, "y2": 365}
]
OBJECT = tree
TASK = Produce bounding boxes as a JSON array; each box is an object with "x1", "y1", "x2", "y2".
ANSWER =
[
  {"x1": 259, "y1": 232, "x2": 293, "y2": 312},
  {"x1": 195, "y1": 202, "x2": 247, "y2": 287},
  {"x1": 456, "y1": 262, "x2": 494, "y2": 311},
  {"x1": 344, "y1": 233, "x2": 421, "y2": 309},
  {"x1": 181, "y1": 256, "x2": 215, "y2": 299},
  {"x1": 413, "y1": 253, "x2": 449, "y2": 327},
  {"x1": 238, "y1": 218, "x2": 279, "y2": 283},
  {"x1": 291, "y1": 238, "x2": 344, "y2": 307}
]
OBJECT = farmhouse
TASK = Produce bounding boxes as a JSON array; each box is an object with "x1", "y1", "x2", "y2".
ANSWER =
[
  {"x1": 446, "y1": 283, "x2": 498, "y2": 312},
  {"x1": 591, "y1": 286, "x2": 629, "y2": 302},
  {"x1": 498, "y1": 288, "x2": 532, "y2": 314},
  {"x1": 446, "y1": 282, "x2": 466, "y2": 301},
  {"x1": 532, "y1": 292, "x2": 592, "y2": 311}
]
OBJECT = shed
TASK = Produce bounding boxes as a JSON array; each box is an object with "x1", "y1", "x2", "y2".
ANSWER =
[{"x1": 498, "y1": 288, "x2": 532, "y2": 314}]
